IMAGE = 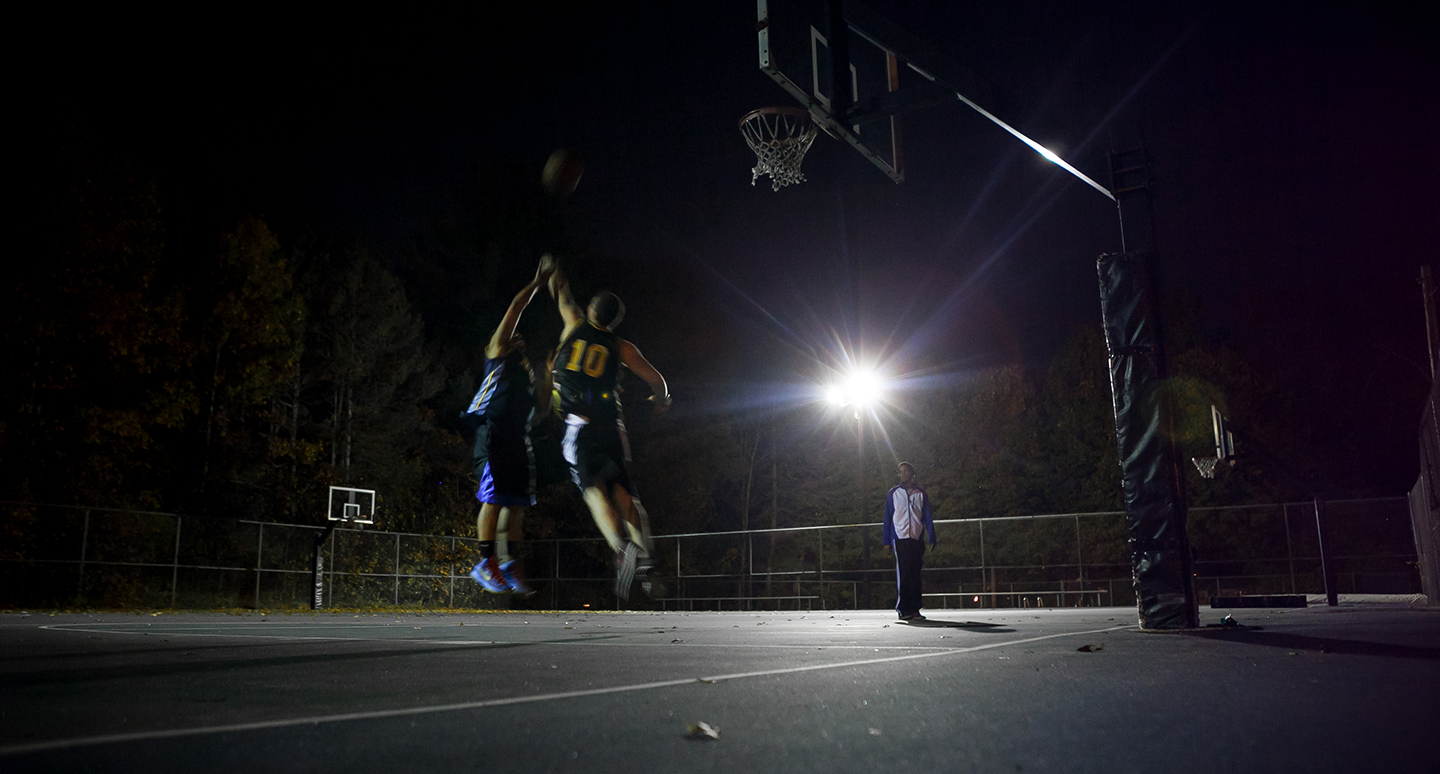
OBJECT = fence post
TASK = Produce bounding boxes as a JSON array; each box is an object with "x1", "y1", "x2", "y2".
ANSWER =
[
  {"x1": 448, "y1": 536, "x2": 455, "y2": 608},
  {"x1": 329, "y1": 528, "x2": 337, "y2": 607},
  {"x1": 1314, "y1": 496, "x2": 1338, "y2": 606},
  {"x1": 552, "y1": 540, "x2": 560, "y2": 611},
  {"x1": 747, "y1": 531, "x2": 754, "y2": 610},
  {"x1": 816, "y1": 529, "x2": 824, "y2": 608},
  {"x1": 1282, "y1": 503, "x2": 1297, "y2": 593},
  {"x1": 394, "y1": 532, "x2": 401, "y2": 607},
  {"x1": 978, "y1": 520, "x2": 989, "y2": 608},
  {"x1": 77, "y1": 510, "x2": 91, "y2": 605},
  {"x1": 171, "y1": 515, "x2": 182, "y2": 609},
  {"x1": 255, "y1": 523, "x2": 264, "y2": 609},
  {"x1": 861, "y1": 527, "x2": 871, "y2": 609},
  {"x1": 1075, "y1": 515, "x2": 1085, "y2": 588}
]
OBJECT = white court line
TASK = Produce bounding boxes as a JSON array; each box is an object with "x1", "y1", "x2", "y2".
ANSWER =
[
  {"x1": 37, "y1": 624, "x2": 502, "y2": 647},
  {"x1": 0, "y1": 624, "x2": 1132, "y2": 756},
  {"x1": 37, "y1": 623, "x2": 957, "y2": 651}
]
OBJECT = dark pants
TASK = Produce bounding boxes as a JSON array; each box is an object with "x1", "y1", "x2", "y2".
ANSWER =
[{"x1": 893, "y1": 538, "x2": 924, "y2": 617}]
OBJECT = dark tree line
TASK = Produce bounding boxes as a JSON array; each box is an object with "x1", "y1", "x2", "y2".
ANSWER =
[{"x1": 4, "y1": 140, "x2": 1304, "y2": 550}]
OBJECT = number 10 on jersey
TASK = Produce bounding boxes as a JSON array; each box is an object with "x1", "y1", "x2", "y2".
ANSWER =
[{"x1": 564, "y1": 340, "x2": 609, "y2": 377}]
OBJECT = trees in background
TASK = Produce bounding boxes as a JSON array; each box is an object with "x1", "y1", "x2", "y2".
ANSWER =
[
  {"x1": 195, "y1": 216, "x2": 303, "y2": 514},
  {"x1": 7, "y1": 147, "x2": 1301, "y2": 550},
  {"x1": 4, "y1": 150, "x2": 192, "y2": 508},
  {"x1": 7, "y1": 148, "x2": 454, "y2": 532}
]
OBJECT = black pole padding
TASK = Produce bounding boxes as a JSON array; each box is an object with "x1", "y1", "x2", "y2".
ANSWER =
[
  {"x1": 311, "y1": 523, "x2": 338, "y2": 610},
  {"x1": 1098, "y1": 252, "x2": 1199, "y2": 630},
  {"x1": 1313, "y1": 496, "x2": 1339, "y2": 606}
]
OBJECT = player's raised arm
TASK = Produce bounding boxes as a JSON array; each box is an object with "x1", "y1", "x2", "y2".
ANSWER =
[
  {"x1": 549, "y1": 266, "x2": 587, "y2": 338},
  {"x1": 534, "y1": 348, "x2": 555, "y2": 416},
  {"x1": 619, "y1": 339, "x2": 670, "y2": 412},
  {"x1": 486, "y1": 254, "x2": 555, "y2": 359}
]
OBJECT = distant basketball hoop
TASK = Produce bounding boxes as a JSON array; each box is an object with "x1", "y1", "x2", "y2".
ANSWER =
[
  {"x1": 740, "y1": 107, "x2": 818, "y2": 191},
  {"x1": 327, "y1": 486, "x2": 375, "y2": 525},
  {"x1": 1193, "y1": 406, "x2": 1237, "y2": 480},
  {"x1": 314, "y1": 486, "x2": 378, "y2": 610}
]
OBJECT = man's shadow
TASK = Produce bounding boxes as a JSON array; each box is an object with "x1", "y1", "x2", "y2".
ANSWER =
[{"x1": 899, "y1": 619, "x2": 1014, "y2": 632}]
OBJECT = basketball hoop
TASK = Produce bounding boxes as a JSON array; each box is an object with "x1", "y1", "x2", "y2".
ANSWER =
[
  {"x1": 740, "y1": 107, "x2": 818, "y2": 191},
  {"x1": 1192, "y1": 457, "x2": 1220, "y2": 479}
]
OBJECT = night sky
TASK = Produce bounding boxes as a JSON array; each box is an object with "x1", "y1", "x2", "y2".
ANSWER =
[{"x1": 46, "y1": 1, "x2": 1440, "y2": 496}]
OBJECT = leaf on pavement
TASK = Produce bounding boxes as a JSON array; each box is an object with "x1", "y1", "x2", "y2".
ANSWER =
[{"x1": 686, "y1": 722, "x2": 721, "y2": 740}]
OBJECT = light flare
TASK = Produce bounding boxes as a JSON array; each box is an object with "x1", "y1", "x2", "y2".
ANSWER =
[{"x1": 826, "y1": 366, "x2": 886, "y2": 408}]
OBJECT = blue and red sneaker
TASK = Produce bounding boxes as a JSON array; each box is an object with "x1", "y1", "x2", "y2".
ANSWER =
[
  {"x1": 469, "y1": 556, "x2": 507, "y2": 593},
  {"x1": 499, "y1": 559, "x2": 535, "y2": 597}
]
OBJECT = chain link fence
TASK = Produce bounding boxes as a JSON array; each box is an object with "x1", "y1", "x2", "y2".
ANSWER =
[
  {"x1": 0, "y1": 497, "x2": 1420, "y2": 611},
  {"x1": 1409, "y1": 374, "x2": 1440, "y2": 604}
]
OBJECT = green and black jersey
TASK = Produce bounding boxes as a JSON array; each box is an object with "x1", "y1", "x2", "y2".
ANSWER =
[{"x1": 552, "y1": 322, "x2": 623, "y2": 422}]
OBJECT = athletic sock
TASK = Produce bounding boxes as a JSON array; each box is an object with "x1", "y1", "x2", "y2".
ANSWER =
[
  {"x1": 479, "y1": 540, "x2": 495, "y2": 560},
  {"x1": 499, "y1": 540, "x2": 518, "y2": 564},
  {"x1": 623, "y1": 526, "x2": 649, "y2": 562}
]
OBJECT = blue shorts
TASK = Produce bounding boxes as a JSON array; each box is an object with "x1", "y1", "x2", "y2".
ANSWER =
[{"x1": 473, "y1": 421, "x2": 535, "y2": 506}]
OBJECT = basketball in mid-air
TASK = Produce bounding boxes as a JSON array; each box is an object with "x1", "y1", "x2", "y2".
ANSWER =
[{"x1": 541, "y1": 149, "x2": 583, "y2": 199}]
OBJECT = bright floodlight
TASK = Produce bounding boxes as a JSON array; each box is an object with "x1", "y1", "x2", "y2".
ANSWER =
[
  {"x1": 827, "y1": 367, "x2": 884, "y2": 407},
  {"x1": 846, "y1": 369, "x2": 882, "y2": 405}
]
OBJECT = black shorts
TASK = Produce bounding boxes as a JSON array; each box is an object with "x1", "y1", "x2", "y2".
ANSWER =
[
  {"x1": 561, "y1": 413, "x2": 631, "y2": 494},
  {"x1": 473, "y1": 421, "x2": 535, "y2": 506}
]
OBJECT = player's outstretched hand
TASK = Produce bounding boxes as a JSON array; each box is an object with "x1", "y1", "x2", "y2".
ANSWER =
[
  {"x1": 536, "y1": 253, "x2": 556, "y2": 285},
  {"x1": 649, "y1": 393, "x2": 672, "y2": 415}
]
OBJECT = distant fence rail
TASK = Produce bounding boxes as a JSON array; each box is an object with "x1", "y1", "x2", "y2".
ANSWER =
[{"x1": 0, "y1": 497, "x2": 1420, "y2": 611}]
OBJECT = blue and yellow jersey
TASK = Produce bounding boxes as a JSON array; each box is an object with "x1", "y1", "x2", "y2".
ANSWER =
[{"x1": 464, "y1": 348, "x2": 534, "y2": 428}]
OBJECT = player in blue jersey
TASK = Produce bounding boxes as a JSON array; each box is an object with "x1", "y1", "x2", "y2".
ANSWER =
[
  {"x1": 548, "y1": 269, "x2": 670, "y2": 600},
  {"x1": 462, "y1": 255, "x2": 555, "y2": 596}
]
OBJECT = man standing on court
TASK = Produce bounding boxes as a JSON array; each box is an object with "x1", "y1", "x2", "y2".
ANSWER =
[
  {"x1": 462, "y1": 255, "x2": 555, "y2": 597},
  {"x1": 548, "y1": 269, "x2": 670, "y2": 600},
  {"x1": 884, "y1": 462, "x2": 936, "y2": 621}
]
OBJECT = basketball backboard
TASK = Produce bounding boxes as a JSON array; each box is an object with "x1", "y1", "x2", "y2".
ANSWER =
[
  {"x1": 1212, "y1": 405, "x2": 1236, "y2": 465},
  {"x1": 327, "y1": 486, "x2": 376, "y2": 525},
  {"x1": 755, "y1": 1, "x2": 1114, "y2": 200},
  {"x1": 756, "y1": 0, "x2": 908, "y2": 182}
]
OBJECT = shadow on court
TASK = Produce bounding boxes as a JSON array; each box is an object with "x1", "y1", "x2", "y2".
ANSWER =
[
  {"x1": 896, "y1": 618, "x2": 1013, "y2": 631},
  {"x1": 1184, "y1": 627, "x2": 1440, "y2": 661}
]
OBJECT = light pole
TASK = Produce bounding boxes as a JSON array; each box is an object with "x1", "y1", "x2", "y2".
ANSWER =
[{"x1": 826, "y1": 367, "x2": 885, "y2": 608}]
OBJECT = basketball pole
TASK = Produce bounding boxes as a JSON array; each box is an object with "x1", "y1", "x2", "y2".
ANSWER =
[
  {"x1": 311, "y1": 522, "x2": 338, "y2": 610},
  {"x1": 1421, "y1": 265, "x2": 1439, "y2": 379},
  {"x1": 1102, "y1": 129, "x2": 1199, "y2": 629},
  {"x1": 760, "y1": 1, "x2": 1198, "y2": 626}
]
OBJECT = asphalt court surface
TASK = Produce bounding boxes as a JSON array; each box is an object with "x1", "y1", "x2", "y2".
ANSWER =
[{"x1": 2, "y1": 604, "x2": 1436, "y2": 772}]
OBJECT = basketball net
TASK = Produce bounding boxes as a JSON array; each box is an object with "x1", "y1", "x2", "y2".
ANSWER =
[
  {"x1": 740, "y1": 107, "x2": 818, "y2": 191},
  {"x1": 1192, "y1": 457, "x2": 1220, "y2": 479}
]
